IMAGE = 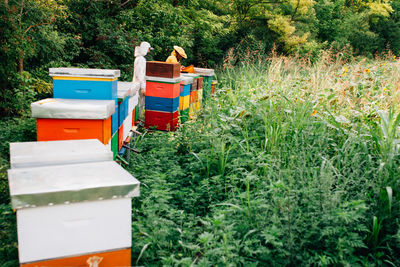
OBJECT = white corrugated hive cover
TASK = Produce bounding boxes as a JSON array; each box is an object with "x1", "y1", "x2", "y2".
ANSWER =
[
  {"x1": 146, "y1": 76, "x2": 182, "y2": 83},
  {"x1": 31, "y1": 98, "x2": 115, "y2": 119},
  {"x1": 8, "y1": 161, "x2": 140, "y2": 209},
  {"x1": 49, "y1": 68, "x2": 120, "y2": 78},
  {"x1": 194, "y1": 67, "x2": 215, "y2": 76},
  {"x1": 180, "y1": 75, "x2": 194, "y2": 85},
  {"x1": 10, "y1": 139, "x2": 113, "y2": 169},
  {"x1": 118, "y1": 81, "x2": 139, "y2": 97}
]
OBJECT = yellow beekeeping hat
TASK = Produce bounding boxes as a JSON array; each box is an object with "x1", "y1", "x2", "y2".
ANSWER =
[{"x1": 174, "y1": 46, "x2": 187, "y2": 59}]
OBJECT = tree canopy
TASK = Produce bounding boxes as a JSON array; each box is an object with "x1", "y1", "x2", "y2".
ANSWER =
[{"x1": 2, "y1": 0, "x2": 400, "y2": 115}]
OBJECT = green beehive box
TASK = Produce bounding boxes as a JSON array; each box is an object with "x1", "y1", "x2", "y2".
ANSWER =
[
  {"x1": 202, "y1": 76, "x2": 213, "y2": 100},
  {"x1": 111, "y1": 132, "x2": 119, "y2": 160},
  {"x1": 134, "y1": 104, "x2": 139, "y2": 122},
  {"x1": 180, "y1": 108, "x2": 189, "y2": 123},
  {"x1": 194, "y1": 68, "x2": 214, "y2": 101}
]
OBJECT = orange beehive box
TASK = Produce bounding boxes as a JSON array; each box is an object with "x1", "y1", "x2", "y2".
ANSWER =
[
  {"x1": 190, "y1": 90, "x2": 198, "y2": 103},
  {"x1": 32, "y1": 98, "x2": 115, "y2": 145},
  {"x1": 21, "y1": 248, "x2": 131, "y2": 267},
  {"x1": 36, "y1": 117, "x2": 111, "y2": 145},
  {"x1": 145, "y1": 77, "x2": 181, "y2": 99}
]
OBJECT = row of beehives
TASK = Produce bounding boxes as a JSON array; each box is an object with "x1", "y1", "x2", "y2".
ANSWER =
[
  {"x1": 9, "y1": 67, "x2": 141, "y2": 266},
  {"x1": 8, "y1": 63, "x2": 215, "y2": 266},
  {"x1": 144, "y1": 61, "x2": 216, "y2": 131}
]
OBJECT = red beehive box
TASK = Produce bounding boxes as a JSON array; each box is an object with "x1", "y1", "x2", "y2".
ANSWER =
[
  {"x1": 118, "y1": 124, "x2": 123, "y2": 151},
  {"x1": 145, "y1": 110, "x2": 179, "y2": 131},
  {"x1": 146, "y1": 61, "x2": 181, "y2": 78}
]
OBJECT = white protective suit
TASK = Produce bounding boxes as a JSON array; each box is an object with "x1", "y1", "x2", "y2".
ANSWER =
[{"x1": 133, "y1": 41, "x2": 152, "y2": 118}]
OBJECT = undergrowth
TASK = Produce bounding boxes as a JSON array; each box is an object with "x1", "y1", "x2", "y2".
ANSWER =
[{"x1": 129, "y1": 54, "x2": 400, "y2": 266}]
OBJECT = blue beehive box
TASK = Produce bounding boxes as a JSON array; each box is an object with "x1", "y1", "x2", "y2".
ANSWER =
[
  {"x1": 145, "y1": 96, "x2": 179, "y2": 113},
  {"x1": 50, "y1": 68, "x2": 120, "y2": 102},
  {"x1": 112, "y1": 107, "x2": 119, "y2": 134},
  {"x1": 181, "y1": 84, "x2": 190, "y2": 97},
  {"x1": 117, "y1": 87, "x2": 130, "y2": 128},
  {"x1": 118, "y1": 98, "x2": 129, "y2": 127},
  {"x1": 180, "y1": 76, "x2": 192, "y2": 97}
]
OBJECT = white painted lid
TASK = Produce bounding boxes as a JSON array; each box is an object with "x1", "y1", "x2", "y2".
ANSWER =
[
  {"x1": 146, "y1": 76, "x2": 182, "y2": 83},
  {"x1": 10, "y1": 139, "x2": 113, "y2": 169},
  {"x1": 180, "y1": 76, "x2": 194, "y2": 85},
  {"x1": 194, "y1": 67, "x2": 215, "y2": 76},
  {"x1": 49, "y1": 68, "x2": 120, "y2": 78},
  {"x1": 31, "y1": 98, "x2": 115, "y2": 119},
  {"x1": 118, "y1": 81, "x2": 140, "y2": 97},
  {"x1": 8, "y1": 161, "x2": 140, "y2": 209}
]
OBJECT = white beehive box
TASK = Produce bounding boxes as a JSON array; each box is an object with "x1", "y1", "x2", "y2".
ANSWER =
[
  {"x1": 8, "y1": 161, "x2": 140, "y2": 264},
  {"x1": 123, "y1": 113, "x2": 133, "y2": 142},
  {"x1": 10, "y1": 139, "x2": 113, "y2": 169}
]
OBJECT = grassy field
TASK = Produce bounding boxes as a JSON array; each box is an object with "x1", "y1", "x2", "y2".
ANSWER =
[{"x1": 1, "y1": 54, "x2": 400, "y2": 266}]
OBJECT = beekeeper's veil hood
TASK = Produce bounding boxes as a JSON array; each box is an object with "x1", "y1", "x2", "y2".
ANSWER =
[{"x1": 135, "y1": 41, "x2": 153, "y2": 57}]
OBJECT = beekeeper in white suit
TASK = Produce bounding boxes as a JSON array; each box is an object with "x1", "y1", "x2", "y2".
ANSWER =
[{"x1": 133, "y1": 41, "x2": 153, "y2": 118}]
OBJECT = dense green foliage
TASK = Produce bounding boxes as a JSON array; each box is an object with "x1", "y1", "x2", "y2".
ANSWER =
[
  {"x1": 1, "y1": 0, "x2": 400, "y2": 265},
  {"x1": 3, "y1": 0, "x2": 400, "y2": 115}
]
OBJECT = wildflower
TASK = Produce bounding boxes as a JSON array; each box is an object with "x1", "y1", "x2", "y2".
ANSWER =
[
  {"x1": 364, "y1": 68, "x2": 370, "y2": 73},
  {"x1": 311, "y1": 110, "x2": 317, "y2": 116},
  {"x1": 394, "y1": 55, "x2": 396, "y2": 60}
]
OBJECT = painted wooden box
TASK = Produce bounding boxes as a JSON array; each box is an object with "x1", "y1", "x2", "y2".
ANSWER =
[
  {"x1": 111, "y1": 132, "x2": 119, "y2": 160},
  {"x1": 118, "y1": 124, "x2": 123, "y2": 151},
  {"x1": 7, "y1": 160, "x2": 140, "y2": 265},
  {"x1": 32, "y1": 99, "x2": 115, "y2": 145},
  {"x1": 50, "y1": 68, "x2": 119, "y2": 102},
  {"x1": 146, "y1": 61, "x2": 181, "y2": 78},
  {"x1": 145, "y1": 110, "x2": 179, "y2": 131},
  {"x1": 197, "y1": 77, "x2": 203, "y2": 90},
  {"x1": 145, "y1": 96, "x2": 179, "y2": 113},
  {"x1": 146, "y1": 76, "x2": 181, "y2": 98},
  {"x1": 179, "y1": 95, "x2": 190, "y2": 111},
  {"x1": 190, "y1": 90, "x2": 198, "y2": 104}
]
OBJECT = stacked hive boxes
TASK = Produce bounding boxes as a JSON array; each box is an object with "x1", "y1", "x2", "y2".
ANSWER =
[
  {"x1": 8, "y1": 139, "x2": 140, "y2": 266},
  {"x1": 182, "y1": 73, "x2": 200, "y2": 119},
  {"x1": 179, "y1": 76, "x2": 193, "y2": 123},
  {"x1": 32, "y1": 68, "x2": 139, "y2": 159},
  {"x1": 194, "y1": 67, "x2": 215, "y2": 100},
  {"x1": 145, "y1": 61, "x2": 181, "y2": 131}
]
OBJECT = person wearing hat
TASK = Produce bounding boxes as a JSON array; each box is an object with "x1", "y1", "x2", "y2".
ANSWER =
[
  {"x1": 133, "y1": 41, "x2": 153, "y2": 118},
  {"x1": 166, "y1": 45, "x2": 187, "y2": 64}
]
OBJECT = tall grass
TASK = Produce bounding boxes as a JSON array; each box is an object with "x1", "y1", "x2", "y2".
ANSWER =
[{"x1": 129, "y1": 52, "x2": 400, "y2": 266}]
